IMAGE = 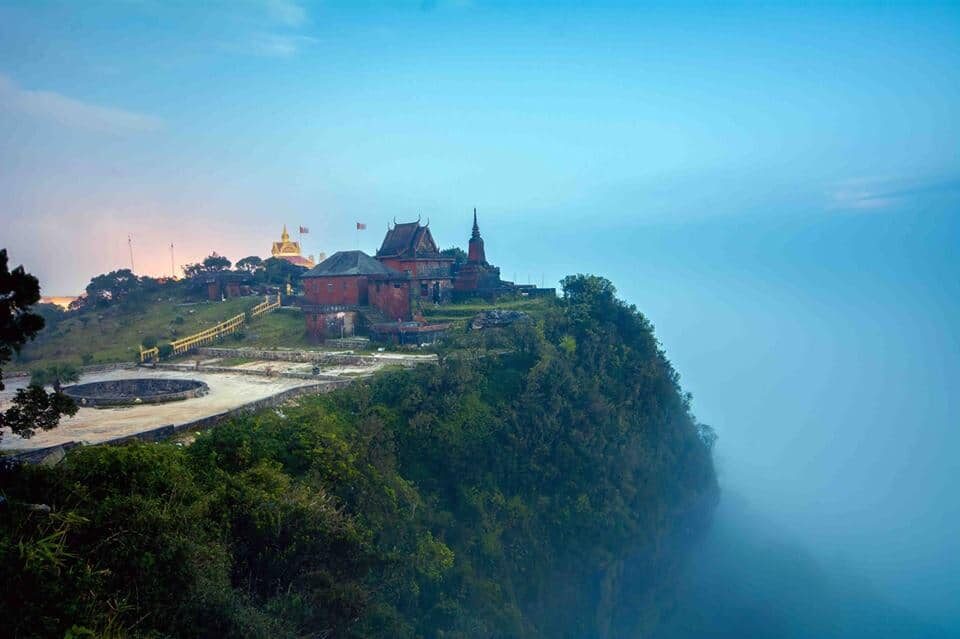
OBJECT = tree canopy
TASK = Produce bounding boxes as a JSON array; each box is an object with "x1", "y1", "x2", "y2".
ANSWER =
[
  {"x1": 0, "y1": 274, "x2": 717, "y2": 637},
  {"x1": 0, "y1": 249, "x2": 77, "y2": 443},
  {"x1": 183, "y1": 252, "x2": 232, "y2": 279},
  {"x1": 235, "y1": 255, "x2": 264, "y2": 274}
]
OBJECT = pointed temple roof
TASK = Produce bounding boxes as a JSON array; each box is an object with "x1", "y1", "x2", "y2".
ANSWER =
[
  {"x1": 303, "y1": 250, "x2": 395, "y2": 277},
  {"x1": 376, "y1": 220, "x2": 445, "y2": 259},
  {"x1": 471, "y1": 207, "x2": 481, "y2": 240}
]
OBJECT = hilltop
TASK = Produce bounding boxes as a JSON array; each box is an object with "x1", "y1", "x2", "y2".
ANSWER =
[
  {"x1": 0, "y1": 274, "x2": 718, "y2": 638},
  {"x1": 14, "y1": 283, "x2": 554, "y2": 372}
]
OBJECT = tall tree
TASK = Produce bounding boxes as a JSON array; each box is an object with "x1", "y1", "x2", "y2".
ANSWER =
[
  {"x1": 183, "y1": 253, "x2": 232, "y2": 279},
  {"x1": 235, "y1": 255, "x2": 264, "y2": 274},
  {"x1": 0, "y1": 249, "x2": 77, "y2": 443}
]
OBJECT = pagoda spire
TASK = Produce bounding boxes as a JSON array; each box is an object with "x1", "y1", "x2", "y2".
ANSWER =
[
  {"x1": 467, "y1": 207, "x2": 486, "y2": 264},
  {"x1": 471, "y1": 207, "x2": 481, "y2": 240}
]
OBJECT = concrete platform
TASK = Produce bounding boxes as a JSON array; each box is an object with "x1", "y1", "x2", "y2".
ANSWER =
[{"x1": 0, "y1": 367, "x2": 320, "y2": 451}]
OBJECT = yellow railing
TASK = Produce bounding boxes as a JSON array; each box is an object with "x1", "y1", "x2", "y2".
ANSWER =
[
  {"x1": 169, "y1": 312, "x2": 246, "y2": 356},
  {"x1": 250, "y1": 292, "x2": 281, "y2": 319},
  {"x1": 140, "y1": 294, "x2": 282, "y2": 363}
]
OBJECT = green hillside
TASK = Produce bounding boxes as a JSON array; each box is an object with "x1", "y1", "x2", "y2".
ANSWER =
[
  {"x1": 16, "y1": 291, "x2": 555, "y2": 372},
  {"x1": 14, "y1": 296, "x2": 257, "y2": 370},
  {"x1": 0, "y1": 275, "x2": 718, "y2": 638}
]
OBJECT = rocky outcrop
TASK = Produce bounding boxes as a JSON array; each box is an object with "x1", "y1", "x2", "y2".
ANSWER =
[{"x1": 469, "y1": 309, "x2": 531, "y2": 330}]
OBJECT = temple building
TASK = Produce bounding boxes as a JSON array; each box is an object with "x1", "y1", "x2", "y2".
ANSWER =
[
  {"x1": 301, "y1": 210, "x2": 540, "y2": 343},
  {"x1": 375, "y1": 219, "x2": 454, "y2": 306},
  {"x1": 270, "y1": 225, "x2": 315, "y2": 268}
]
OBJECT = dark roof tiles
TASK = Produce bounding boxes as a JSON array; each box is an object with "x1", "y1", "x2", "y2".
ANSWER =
[{"x1": 303, "y1": 251, "x2": 395, "y2": 277}]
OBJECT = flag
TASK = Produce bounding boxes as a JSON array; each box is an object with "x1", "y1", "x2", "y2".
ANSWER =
[
  {"x1": 299, "y1": 226, "x2": 309, "y2": 234},
  {"x1": 356, "y1": 222, "x2": 366, "y2": 230}
]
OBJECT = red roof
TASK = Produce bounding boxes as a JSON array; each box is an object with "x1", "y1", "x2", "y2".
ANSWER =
[{"x1": 277, "y1": 255, "x2": 313, "y2": 267}]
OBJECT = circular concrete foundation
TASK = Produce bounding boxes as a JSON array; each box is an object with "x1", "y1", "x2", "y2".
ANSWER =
[{"x1": 64, "y1": 378, "x2": 209, "y2": 408}]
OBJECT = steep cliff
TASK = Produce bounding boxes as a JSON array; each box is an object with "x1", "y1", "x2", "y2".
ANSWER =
[{"x1": 0, "y1": 275, "x2": 717, "y2": 638}]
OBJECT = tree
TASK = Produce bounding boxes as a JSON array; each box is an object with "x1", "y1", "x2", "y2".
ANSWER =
[
  {"x1": 203, "y1": 253, "x2": 232, "y2": 271},
  {"x1": 33, "y1": 302, "x2": 66, "y2": 332},
  {"x1": 71, "y1": 269, "x2": 165, "y2": 312},
  {"x1": 85, "y1": 269, "x2": 139, "y2": 305},
  {"x1": 441, "y1": 247, "x2": 467, "y2": 269},
  {"x1": 260, "y1": 257, "x2": 307, "y2": 289},
  {"x1": 31, "y1": 363, "x2": 80, "y2": 393},
  {"x1": 0, "y1": 249, "x2": 77, "y2": 442},
  {"x1": 183, "y1": 253, "x2": 232, "y2": 279},
  {"x1": 235, "y1": 255, "x2": 264, "y2": 274}
]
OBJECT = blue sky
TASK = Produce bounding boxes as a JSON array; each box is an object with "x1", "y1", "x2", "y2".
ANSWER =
[
  {"x1": 2, "y1": 1, "x2": 958, "y2": 287},
  {"x1": 2, "y1": 0, "x2": 959, "y2": 628}
]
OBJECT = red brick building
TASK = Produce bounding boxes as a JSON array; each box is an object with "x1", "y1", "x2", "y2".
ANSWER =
[
  {"x1": 301, "y1": 214, "x2": 522, "y2": 341},
  {"x1": 301, "y1": 251, "x2": 402, "y2": 340}
]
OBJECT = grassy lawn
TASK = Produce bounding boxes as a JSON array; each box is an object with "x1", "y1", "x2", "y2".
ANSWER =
[
  {"x1": 14, "y1": 297, "x2": 259, "y2": 371},
  {"x1": 232, "y1": 308, "x2": 314, "y2": 350}
]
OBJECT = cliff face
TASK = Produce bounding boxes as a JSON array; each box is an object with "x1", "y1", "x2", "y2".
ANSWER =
[{"x1": 0, "y1": 275, "x2": 718, "y2": 638}]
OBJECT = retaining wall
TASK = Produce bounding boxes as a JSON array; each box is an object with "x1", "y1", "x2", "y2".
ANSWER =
[
  {"x1": 6, "y1": 362, "x2": 136, "y2": 380},
  {"x1": 195, "y1": 347, "x2": 434, "y2": 368}
]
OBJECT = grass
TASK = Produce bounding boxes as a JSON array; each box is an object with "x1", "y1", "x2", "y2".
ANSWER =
[
  {"x1": 231, "y1": 308, "x2": 315, "y2": 350},
  {"x1": 14, "y1": 297, "x2": 258, "y2": 371},
  {"x1": 420, "y1": 296, "x2": 554, "y2": 326},
  {"x1": 14, "y1": 294, "x2": 556, "y2": 371}
]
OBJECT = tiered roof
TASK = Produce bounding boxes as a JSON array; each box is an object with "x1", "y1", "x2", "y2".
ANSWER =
[{"x1": 376, "y1": 221, "x2": 445, "y2": 259}]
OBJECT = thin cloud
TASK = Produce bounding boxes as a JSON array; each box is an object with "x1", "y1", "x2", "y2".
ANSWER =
[
  {"x1": 0, "y1": 74, "x2": 162, "y2": 133},
  {"x1": 262, "y1": 0, "x2": 308, "y2": 27},
  {"x1": 246, "y1": 33, "x2": 318, "y2": 57},
  {"x1": 828, "y1": 176, "x2": 960, "y2": 212}
]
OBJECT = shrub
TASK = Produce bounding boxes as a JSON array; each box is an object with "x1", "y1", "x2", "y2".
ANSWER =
[
  {"x1": 158, "y1": 343, "x2": 174, "y2": 360},
  {"x1": 141, "y1": 336, "x2": 158, "y2": 349}
]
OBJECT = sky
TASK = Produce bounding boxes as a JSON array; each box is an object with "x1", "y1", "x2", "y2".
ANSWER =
[{"x1": 2, "y1": 0, "x2": 959, "y2": 631}]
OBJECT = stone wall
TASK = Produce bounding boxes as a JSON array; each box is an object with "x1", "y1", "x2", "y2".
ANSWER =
[
  {"x1": 196, "y1": 347, "x2": 381, "y2": 366},
  {"x1": 6, "y1": 361, "x2": 136, "y2": 380},
  {"x1": 155, "y1": 362, "x2": 346, "y2": 381}
]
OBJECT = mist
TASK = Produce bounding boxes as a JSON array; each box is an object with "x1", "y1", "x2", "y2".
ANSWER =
[{"x1": 498, "y1": 201, "x2": 960, "y2": 635}]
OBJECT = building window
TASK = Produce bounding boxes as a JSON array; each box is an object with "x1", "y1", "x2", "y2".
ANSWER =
[{"x1": 420, "y1": 282, "x2": 429, "y2": 297}]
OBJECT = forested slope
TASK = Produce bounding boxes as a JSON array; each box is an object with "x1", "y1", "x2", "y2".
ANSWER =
[{"x1": 0, "y1": 275, "x2": 718, "y2": 638}]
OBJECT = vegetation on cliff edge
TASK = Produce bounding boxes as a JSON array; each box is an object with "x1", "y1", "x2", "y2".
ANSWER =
[{"x1": 0, "y1": 275, "x2": 718, "y2": 638}]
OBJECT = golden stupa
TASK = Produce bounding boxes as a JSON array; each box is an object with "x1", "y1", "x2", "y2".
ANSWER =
[{"x1": 270, "y1": 225, "x2": 315, "y2": 268}]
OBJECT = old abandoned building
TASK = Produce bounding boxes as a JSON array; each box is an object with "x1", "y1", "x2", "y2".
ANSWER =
[{"x1": 302, "y1": 210, "x2": 536, "y2": 342}]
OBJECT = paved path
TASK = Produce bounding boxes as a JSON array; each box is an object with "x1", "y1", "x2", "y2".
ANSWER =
[{"x1": 0, "y1": 368, "x2": 318, "y2": 450}]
